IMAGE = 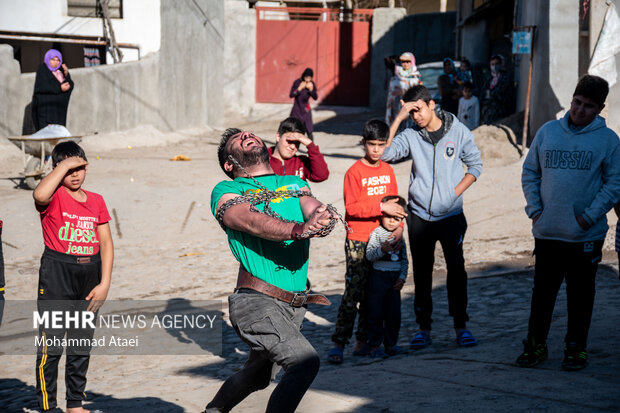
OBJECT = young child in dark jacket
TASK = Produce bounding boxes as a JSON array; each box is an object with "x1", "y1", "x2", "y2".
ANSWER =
[
  {"x1": 517, "y1": 75, "x2": 620, "y2": 371},
  {"x1": 365, "y1": 195, "x2": 409, "y2": 358}
]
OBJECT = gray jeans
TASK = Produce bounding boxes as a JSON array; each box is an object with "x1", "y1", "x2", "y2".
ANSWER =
[{"x1": 206, "y1": 290, "x2": 320, "y2": 413}]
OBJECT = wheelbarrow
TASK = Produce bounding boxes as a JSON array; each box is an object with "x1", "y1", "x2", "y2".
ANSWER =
[{"x1": 7, "y1": 135, "x2": 82, "y2": 190}]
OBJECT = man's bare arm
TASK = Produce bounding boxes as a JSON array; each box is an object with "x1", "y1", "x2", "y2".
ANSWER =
[
  {"x1": 217, "y1": 191, "x2": 331, "y2": 241},
  {"x1": 298, "y1": 187, "x2": 334, "y2": 234}
]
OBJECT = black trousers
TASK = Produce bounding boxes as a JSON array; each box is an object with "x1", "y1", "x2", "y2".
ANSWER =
[
  {"x1": 527, "y1": 238, "x2": 603, "y2": 347},
  {"x1": 407, "y1": 212, "x2": 469, "y2": 330},
  {"x1": 36, "y1": 247, "x2": 101, "y2": 411},
  {"x1": 367, "y1": 269, "x2": 401, "y2": 348}
]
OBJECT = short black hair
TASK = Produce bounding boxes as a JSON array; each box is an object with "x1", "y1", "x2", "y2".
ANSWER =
[
  {"x1": 52, "y1": 141, "x2": 87, "y2": 167},
  {"x1": 362, "y1": 119, "x2": 389, "y2": 142},
  {"x1": 403, "y1": 85, "x2": 432, "y2": 104},
  {"x1": 217, "y1": 128, "x2": 242, "y2": 179},
  {"x1": 277, "y1": 117, "x2": 306, "y2": 136},
  {"x1": 462, "y1": 81, "x2": 474, "y2": 91},
  {"x1": 381, "y1": 195, "x2": 407, "y2": 210},
  {"x1": 301, "y1": 67, "x2": 313, "y2": 79},
  {"x1": 573, "y1": 75, "x2": 609, "y2": 107}
]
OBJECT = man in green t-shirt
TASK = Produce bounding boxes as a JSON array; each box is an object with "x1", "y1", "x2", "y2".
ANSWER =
[{"x1": 204, "y1": 129, "x2": 334, "y2": 413}]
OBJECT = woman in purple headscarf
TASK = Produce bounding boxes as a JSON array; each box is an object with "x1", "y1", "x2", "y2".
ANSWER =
[
  {"x1": 289, "y1": 68, "x2": 318, "y2": 140},
  {"x1": 31, "y1": 49, "x2": 74, "y2": 131}
]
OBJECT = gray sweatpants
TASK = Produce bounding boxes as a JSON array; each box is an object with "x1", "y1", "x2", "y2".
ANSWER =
[{"x1": 206, "y1": 290, "x2": 320, "y2": 413}]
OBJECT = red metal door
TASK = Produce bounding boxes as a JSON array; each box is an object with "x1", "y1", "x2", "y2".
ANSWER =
[{"x1": 256, "y1": 7, "x2": 372, "y2": 106}]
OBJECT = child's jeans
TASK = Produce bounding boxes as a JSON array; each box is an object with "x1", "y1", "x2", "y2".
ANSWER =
[{"x1": 367, "y1": 269, "x2": 401, "y2": 348}]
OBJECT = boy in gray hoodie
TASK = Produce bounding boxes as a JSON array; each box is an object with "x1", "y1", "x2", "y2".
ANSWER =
[
  {"x1": 382, "y1": 85, "x2": 483, "y2": 349},
  {"x1": 517, "y1": 75, "x2": 620, "y2": 371}
]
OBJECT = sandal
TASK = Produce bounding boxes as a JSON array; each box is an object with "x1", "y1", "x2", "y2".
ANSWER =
[
  {"x1": 456, "y1": 329, "x2": 478, "y2": 347},
  {"x1": 386, "y1": 345, "x2": 408, "y2": 356},
  {"x1": 352, "y1": 342, "x2": 371, "y2": 356},
  {"x1": 327, "y1": 346, "x2": 344, "y2": 364},
  {"x1": 410, "y1": 331, "x2": 432, "y2": 350},
  {"x1": 369, "y1": 347, "x2": 389, "y2": 359}
]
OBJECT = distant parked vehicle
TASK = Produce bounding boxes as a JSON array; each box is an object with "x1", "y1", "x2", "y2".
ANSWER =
[
  {"x1": 417, "y1": 60, "x2": 487, "y2": 109},
  {"x1": 417, "y1": 61, "x2": 449, "y2": 104}
]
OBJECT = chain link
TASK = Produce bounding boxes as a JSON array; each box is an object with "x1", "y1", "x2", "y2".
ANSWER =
[{"x1": 216, "y1": 155, "x2": 351, "y2": 239}]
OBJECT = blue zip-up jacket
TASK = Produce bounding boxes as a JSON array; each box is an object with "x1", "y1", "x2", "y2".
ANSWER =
[
  {"x1": 522, "y1": 112, "x2": 620, "y2": 242},
  {"x1": 382, "y1": 110, "x2": 483, "y2": 221}
]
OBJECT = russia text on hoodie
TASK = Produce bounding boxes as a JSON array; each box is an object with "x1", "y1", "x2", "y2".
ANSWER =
[{"x1": 522, "y1": 112, "x2": 620, "y2": 242}]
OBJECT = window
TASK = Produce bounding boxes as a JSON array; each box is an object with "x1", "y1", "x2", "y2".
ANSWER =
[{"x1": 67, "y1": 0, "x2": 122, "y2": 19}]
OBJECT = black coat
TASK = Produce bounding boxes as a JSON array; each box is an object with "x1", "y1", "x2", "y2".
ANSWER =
[{"x1": 31, "y1": 63, "x2": 74, "y2": 131}]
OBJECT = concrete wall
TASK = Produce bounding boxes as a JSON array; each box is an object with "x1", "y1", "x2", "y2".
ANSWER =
[
  {"x1": 159, "y1": 0, "x2": 225, "y2": 129},
  {"x1": 369, "y1": 7, "x2": 408, "y2": 109},
  {"x1": 0, "y1": 0, "x2": 161, "y2": 62},
  {"x1": 0, "y1": 45, "x2": 31, "y2": 137},
  {"x1": 460, "y1": 20, "x2": 488, "y2": 63},
  {"x1": 548, "y1": 0, "x2": 579, "y2": 119},
  {"x1": 0, "y1": 0, "x2": 226, "y2": 138},
  {"x1": 223, "y1": 0, "x2": 256, "y2": 117},
  {"x1": 394, "y1": 11, "x2": 457, "y2": 64},
  {"x1": 515, "y1": 0, "x2": 565, "y2": 140},
  {"x1": 515, "y1": 0, "x2": 620, "y2": 140}
]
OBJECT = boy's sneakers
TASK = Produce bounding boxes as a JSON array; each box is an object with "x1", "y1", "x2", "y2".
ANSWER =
[
  {"x1": 516, "y1": 337, "x2": 548, "y2": 367},
  {"x1": 562, "y1": 342, "x2": 588, "y2": 371}
]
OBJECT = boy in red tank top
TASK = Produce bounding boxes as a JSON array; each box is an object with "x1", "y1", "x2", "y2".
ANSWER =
[
  {"x1": 33, "y1": 141, "x2": 114, "y2": 413},
  {"x1": 327, "y1": 119, "x2": 407, "y2": 364}
]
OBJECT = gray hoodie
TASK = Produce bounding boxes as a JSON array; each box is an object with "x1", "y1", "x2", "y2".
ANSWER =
[
  {"x1": 382, "y1": 110, "x2": 483, "y2": 221},
  {"x1": 522, "y1": 112, "x2": 620, "y2": 242}
]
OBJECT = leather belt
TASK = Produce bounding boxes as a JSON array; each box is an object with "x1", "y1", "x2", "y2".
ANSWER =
[{"x1": 236, "y1": 267, "x2": 331, "y2": 307}]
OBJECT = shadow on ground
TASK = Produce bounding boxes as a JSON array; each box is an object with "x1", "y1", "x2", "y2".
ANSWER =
[
  {"x1": 178, "y1": 264, "x2": 620, "y2": 412},
  {"x1": 0, "y1": 378, "x2": 184, "y2": 413},
  {"x1": 313, "y1": 108, "x2": 383, "y2": 136}
]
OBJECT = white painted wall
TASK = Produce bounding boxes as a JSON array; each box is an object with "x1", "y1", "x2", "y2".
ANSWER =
[
  {"x1": 0, "y1": 0, "x2": 161, "y2": 62},
  {"x1": 548, "y1": 0, "x2": 578, "y2": 119}
]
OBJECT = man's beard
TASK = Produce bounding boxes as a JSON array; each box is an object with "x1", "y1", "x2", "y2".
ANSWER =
[{"x1": 230, "y1": 142, "x2": 270, "y2": 175}]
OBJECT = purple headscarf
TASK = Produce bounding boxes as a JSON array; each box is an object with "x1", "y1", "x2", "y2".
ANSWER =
[{"x1": 44, "y1": 49, "x2": 63, "y2": 72}]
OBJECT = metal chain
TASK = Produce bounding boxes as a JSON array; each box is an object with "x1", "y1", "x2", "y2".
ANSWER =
[{"x1": 216, "y1": 155, "x2": 350, "y2": 239}]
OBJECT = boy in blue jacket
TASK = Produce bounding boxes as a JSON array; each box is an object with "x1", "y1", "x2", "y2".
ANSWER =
[
  {"x1": 382, "y1": 85, "x2": 483, "y2": 349},
  {"x1": 517, "y1": 75, "x2": 620, "y2": 371}
]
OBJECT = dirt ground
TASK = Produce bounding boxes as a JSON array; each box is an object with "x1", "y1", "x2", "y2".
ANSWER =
[{"x1": 1, "y1": 105, "x2": 619, "y2": 412}]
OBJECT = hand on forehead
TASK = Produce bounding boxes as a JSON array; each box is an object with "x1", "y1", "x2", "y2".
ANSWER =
[
  {"x1": 282, "y1": 132, "x2": 304, "y2": 143},
  {"x1": 402, "y1": 100, "x2": 425, "y2": 112}
]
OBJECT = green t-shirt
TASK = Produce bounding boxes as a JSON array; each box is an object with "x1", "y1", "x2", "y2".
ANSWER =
[{"x1": 211, "y1": 174, "x2": 310, "y2": 292}]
